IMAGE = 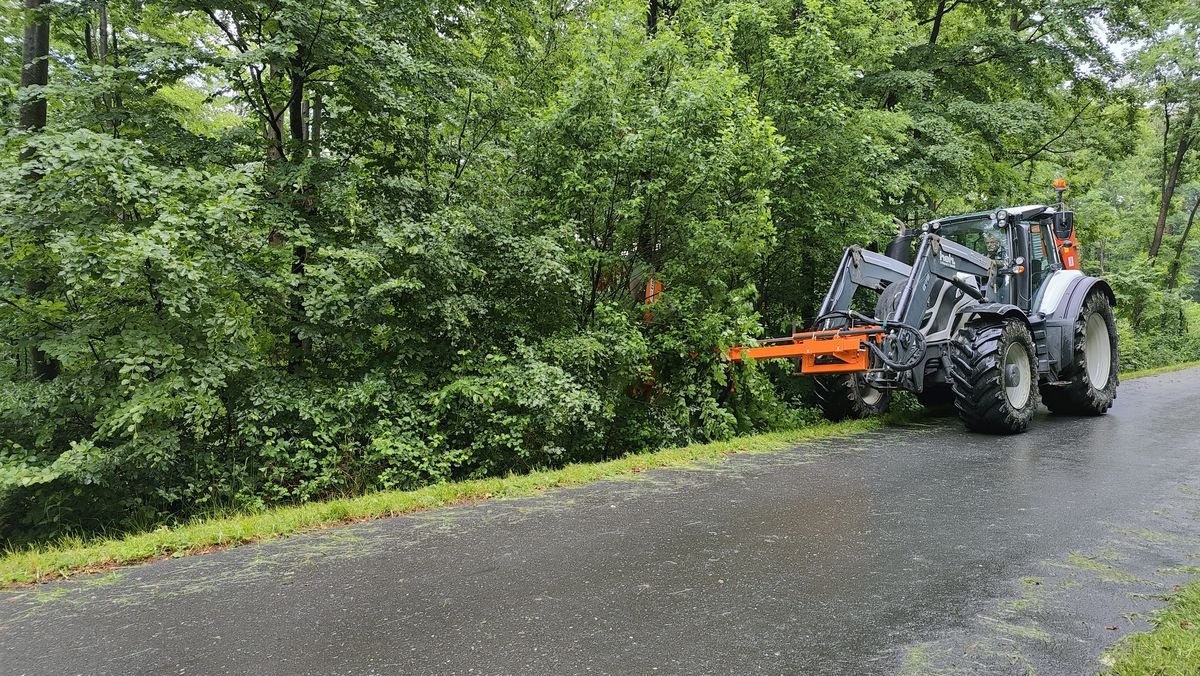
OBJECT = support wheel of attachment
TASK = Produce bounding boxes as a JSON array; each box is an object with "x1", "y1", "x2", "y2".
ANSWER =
[
  {"x1": 813, "y1": 372, "x2": 891, "y2": 421},
  {"x1": 950, "y1": 318, "x2": 1039, "y2": 434},
  {"x1": 1041, "y1": 291, "x2": 1119, "y2": 415}
]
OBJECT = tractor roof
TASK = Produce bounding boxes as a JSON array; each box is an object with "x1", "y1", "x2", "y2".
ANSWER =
[{"x1": 928, "y1": 205, "x2": 1057, "y2": 229}]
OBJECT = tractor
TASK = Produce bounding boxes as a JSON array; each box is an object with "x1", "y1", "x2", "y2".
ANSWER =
[{"x1": 729, "y1": 190, "x2": 1119, "y2": 434}]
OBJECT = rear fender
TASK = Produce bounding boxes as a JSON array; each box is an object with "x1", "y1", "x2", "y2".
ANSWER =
[
  {"x1": 1044, "y1": 277, "x2": 1115, "y2": 377},
  {"x1": 1052, "y1": 277, "x2": 1116, "y2": 321}
]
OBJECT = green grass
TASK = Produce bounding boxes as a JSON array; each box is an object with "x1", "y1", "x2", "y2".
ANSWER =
[
  {"x1": 1104, "y1": 581, "x2": 1200, "y2": 674},
  {"x1": 1064, "y1": 552, "x2": 1139, "y2": 583},
  {"x1": 1122, "y1": 360, "x2": 1200, "y2": 380},
  {"x1": 0, "y1": 417, "x2": 882, "y2": 586}
]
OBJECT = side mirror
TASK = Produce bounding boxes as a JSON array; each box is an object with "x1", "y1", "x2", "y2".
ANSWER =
[{"x1": 1052, "y1": 211, "x2": 1074, "y2": 239}]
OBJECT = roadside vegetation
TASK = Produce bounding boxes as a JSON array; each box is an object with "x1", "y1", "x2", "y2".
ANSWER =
[
  {"x1": 0, "y1": 361, "x2": 1185, "y2": 587},
  {"x1": 1106, "y1": 580, "x2": 1200, "y2": 673},
  {"x1": 3, "y1": 0, "x2": 1200, "y2": 564},
  {"x1": 0, "y1": 416, "x2": 883, "y2": 585}
]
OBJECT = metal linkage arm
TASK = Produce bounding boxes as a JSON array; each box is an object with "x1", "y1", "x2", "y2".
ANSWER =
[
  {"x1": 889, "y1": 234, "x2": 998, "y2": 328},
  {"x1": 815, "y1": 246, "x2": 913, "y2": 324}
]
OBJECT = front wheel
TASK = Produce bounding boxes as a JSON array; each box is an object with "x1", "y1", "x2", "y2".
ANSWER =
[
  {"x1": 949, "y1": 318, "x2": 1040, "y2": 434},
  {"x1": 1041, "y1": 291, "x2": 1119, "y2": 415},
  {"x1": 813, "y1": 372, "x2": 891, "y2": 421}
]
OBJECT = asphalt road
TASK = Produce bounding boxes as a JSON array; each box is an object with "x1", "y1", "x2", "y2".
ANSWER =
[{"x1": 5, "y1": 368, "x2": 1200, "y2": 675}]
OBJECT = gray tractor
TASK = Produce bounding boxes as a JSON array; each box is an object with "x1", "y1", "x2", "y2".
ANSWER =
[{"x1": 729, "y1": 205, "x2": 1119, "y2": 434}]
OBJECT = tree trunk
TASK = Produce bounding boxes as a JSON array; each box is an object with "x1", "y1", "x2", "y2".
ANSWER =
[
  {"x1": 1167, "y1": 197, "x2": 1200, "y2": 291},
  {"x1": 263, "y1": 64, "x2": 286, "y2": 163},
  {"x1": 310, "y1": 93, "x2": 322, "y2": 157},
  {"x1": 288, "y1": 66, "x2": 312, "y2": 358},
  {"x1": 20, "y1": 0, "x2": 50, "y2": 136},
  {"x1": 97, "y1": 0, "x2": 108, "y2": 64},
  {"x1": 84, "y1": 21, "x2": 94, "y2": 61},
  {"x1": 288, "y1": 67, "x2": 305, "y2": 155},
  {"x1": 1150, "y1": 119, "x2": 1194, "y2": 259},
  {"x1": 20, "y1": 0, "x2": 58, "y2": 381},
  {"x1": 928, "y1": 0, "x2": 948, "y2": 45},
  {"x1": 646, "y1": 0, "x2": 677, "y2": 36},
  {"x1": 1160, "y1": 101, "x2": 1171, "y2": 206}
]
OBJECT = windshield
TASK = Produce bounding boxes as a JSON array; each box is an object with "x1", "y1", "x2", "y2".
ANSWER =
[{"x1": 938, "y1": 217, "x2": 1007, "y2": 260}]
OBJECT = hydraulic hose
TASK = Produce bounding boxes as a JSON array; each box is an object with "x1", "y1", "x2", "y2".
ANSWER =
[
  {"x1": 865, "y1": 323, "x2": 927, "y2": 371},
  {"x1": 810, "y1": 310, "x2": 927, "y2": 372}
]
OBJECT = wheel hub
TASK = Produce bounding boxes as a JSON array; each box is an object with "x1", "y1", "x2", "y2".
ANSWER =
[
  {"x1": 1004, "y1": 364, "x2": 1020, "y2": 387},
  {"x1": 1002, "y1": 342, "x2": 1032, "y2": 409},
  {"x1": 856, "y1": 374, "x2": 884, "y2": 406}
]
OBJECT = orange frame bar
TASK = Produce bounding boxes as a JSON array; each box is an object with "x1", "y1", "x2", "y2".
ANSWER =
[{"x1": 728, "y1": 328, "x2": 883, "y2": 374}]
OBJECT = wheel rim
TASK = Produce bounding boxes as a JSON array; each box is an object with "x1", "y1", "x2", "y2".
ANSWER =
[
  {"x1": 1003, "y1": 342, "x2": 1032, "y2": 409},
  {"x1": 856, "y1": 375, "x2": 883, "y2": 406},
  {"x1": 1084, "y1": 312, "x2": 1112, "y2": 385}
]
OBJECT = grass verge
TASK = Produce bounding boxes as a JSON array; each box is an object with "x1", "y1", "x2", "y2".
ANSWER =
[
  {"x1": 1103, "y1": 582, "x2": 1200, "y2": 673},
  {"x1": 5, "y1": 362, "x2": 1193, "y2": 588},
  {"x1": 1, "y1": 417, "x2": 883, "y2": 587},
  {"x1": 1122, "y1": 360, "x2": 1200, "y2": 380},
  {"x1": 1100, "y1": 362, "x2": 1200, "y2": 672}
]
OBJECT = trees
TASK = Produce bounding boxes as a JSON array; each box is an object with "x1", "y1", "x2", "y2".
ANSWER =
[
  {"x1": 1, "y1": 0, "x2": 1196, "y2": 543},
  {"x1": 16, "y1": 0, "x2": 53, "y2": 381},
  {"x1": 874, "y1": 0, "x2": 1141, "y2": 219},
  {"x1": 1135, "y1": 8, "x2": 1200, "y2": 260}
]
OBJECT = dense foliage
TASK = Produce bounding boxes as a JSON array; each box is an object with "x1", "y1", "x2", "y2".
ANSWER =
[{"x1": 2, "y1": 0, "x2": 1198, "y2": 543}]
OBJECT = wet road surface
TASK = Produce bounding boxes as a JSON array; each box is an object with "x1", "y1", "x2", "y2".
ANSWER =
[{"x1": 4, "y1": 368, "x2": 1200, "y2": 674}]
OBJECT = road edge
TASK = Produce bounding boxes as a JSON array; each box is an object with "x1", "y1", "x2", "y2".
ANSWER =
[
  {"x1": 2, "y1": 416, "x2": 885, "y2": 586},
  {"x1": 7, "y1": 363, "x2": 1195, "y2": 588}
]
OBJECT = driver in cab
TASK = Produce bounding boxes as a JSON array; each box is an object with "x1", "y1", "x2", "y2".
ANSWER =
[{"x1": 984, "y1": 230, "x2": 1005, "y2": 260}]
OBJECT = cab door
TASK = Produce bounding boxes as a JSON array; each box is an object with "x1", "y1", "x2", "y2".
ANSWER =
[{"x1": 1027, "y1": 222, "x2": 1061, "y2": 311}]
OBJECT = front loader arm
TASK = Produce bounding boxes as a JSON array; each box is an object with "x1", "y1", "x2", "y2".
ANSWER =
[
  {"x1": 887, "y1": 234, "x2": 997, "y2": 327},
  {"x1": 815, "y1": 246, "x2": 913, "y2": 325},
  {"x1": 729, "y1": 245, "x2": 911, "y2": 373},
  {"x1": 728, "y1": 234, "x2": 1000, "y2": 376}
]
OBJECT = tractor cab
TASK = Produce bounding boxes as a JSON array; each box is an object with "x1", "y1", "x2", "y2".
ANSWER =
[{"x1": 926, "y1": 205, "x2": 1075, "y2": 314}]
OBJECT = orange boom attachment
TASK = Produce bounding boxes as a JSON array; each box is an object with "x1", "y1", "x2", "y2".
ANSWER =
[{"x1": 728, "y1": 326, "x2": 886, "y2": 374}]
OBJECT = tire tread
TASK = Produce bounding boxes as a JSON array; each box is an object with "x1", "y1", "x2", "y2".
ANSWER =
[{"x1": 950, "y1": 319, "x2": 1039, "y2": 434}]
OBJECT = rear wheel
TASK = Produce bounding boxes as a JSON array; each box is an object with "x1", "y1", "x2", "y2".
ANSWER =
[
  {"x1": 949, "y1": 318, "x2": 1039, "y2": 434},
  {"x1": 813, "y1": 372, "x2": 891, "y2": 421},
  {"x1": 1041, "y1": 292, "x2": 1119, "y2": 415}
]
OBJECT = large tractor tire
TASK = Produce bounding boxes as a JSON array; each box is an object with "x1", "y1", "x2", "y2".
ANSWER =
[
  {"x1": 813, "y1": 372, "x2": 891, "y2": 421},
  {"x1": 1041, "y1": 292, "x2": 1119, "y2": 415},
  {"x1": 949, "y1": 317, "x2": 1040, "y2": 434},
  {"x1": 875, "y1": 282, "x2": 904, "y2": 320}
]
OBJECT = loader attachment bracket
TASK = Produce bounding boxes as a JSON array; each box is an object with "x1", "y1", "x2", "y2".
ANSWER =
[{"x1": 728, "y1": 326, "x2": 886, "y2": 374}]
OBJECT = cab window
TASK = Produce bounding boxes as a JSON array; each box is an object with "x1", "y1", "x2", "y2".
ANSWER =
[{"x1": 939, "y1": 219, "x2": 1007, "y2": 259}]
